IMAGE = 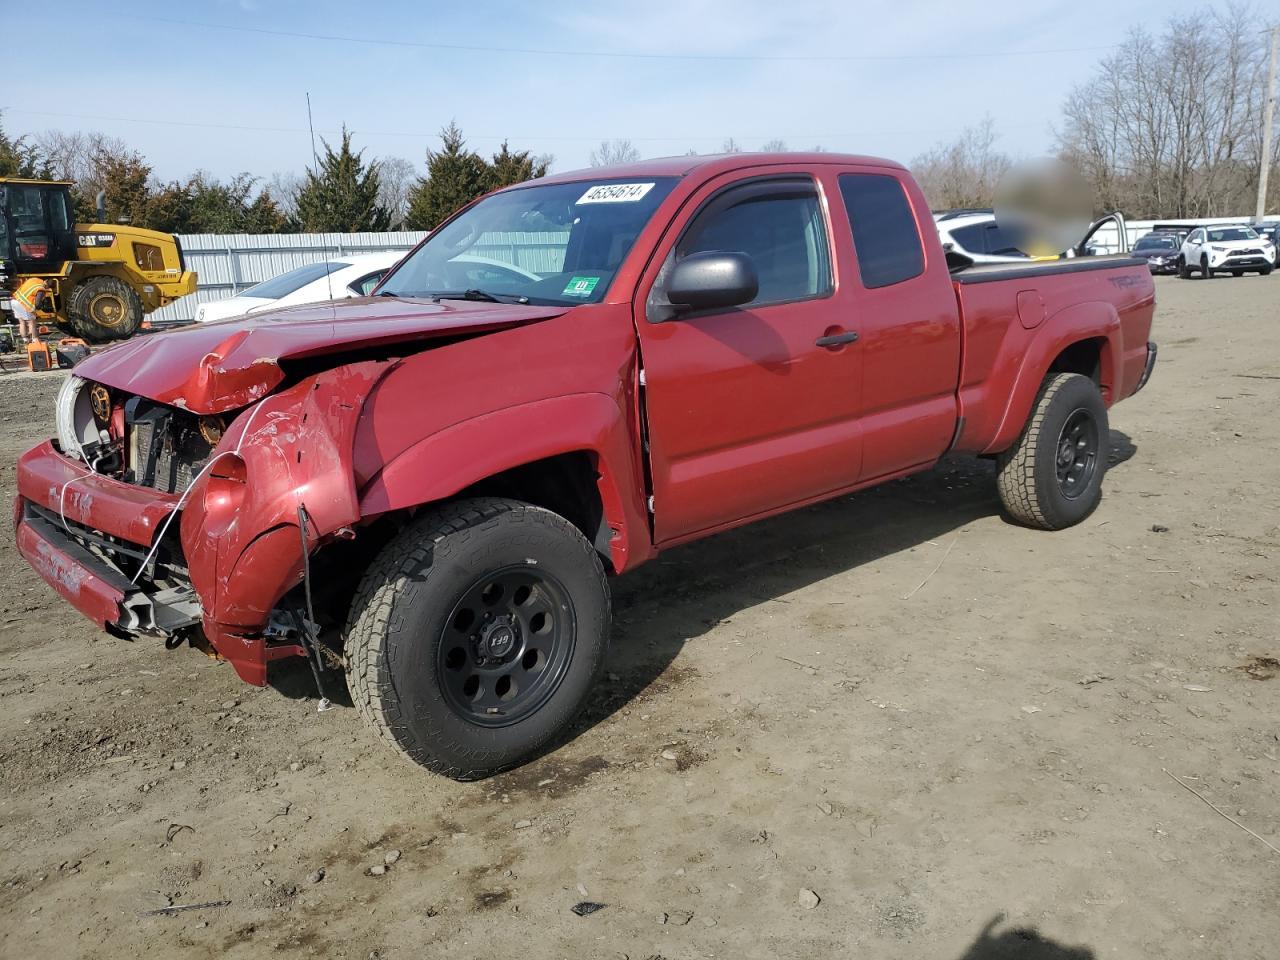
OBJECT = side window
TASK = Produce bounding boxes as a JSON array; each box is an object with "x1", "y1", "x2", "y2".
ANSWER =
[
  {"x1": 838, "y1": 174, "x2": 924, "y2": 287},
  {"x1": 676, "y1": 180, "x2": 832, "y2": 307},
  {"x1": 49, "y1": 191, "x2": 70, "y2": 232},
  {"x1": 350, "y1": 270, "x2": 387, "y2": 296},
  {"x1": 1189, "y1": 230, "x2": 1203, "y2": 243},
  {"x1": 949, "y1": 223, "x2": 985, "y2": 254}
]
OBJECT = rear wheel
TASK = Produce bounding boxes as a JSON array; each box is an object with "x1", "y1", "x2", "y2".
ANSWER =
[
  {"x1": 345, "y1": 498, "x2": 610, "y2": 779},
  {"x1": 996, "y1": 373, "x2": 1108, "y2": 530},
  {"x1": 66, "y1": 276, "x2": 143, "y2": 342},
  {"x1": 1231, "y1": 269, "x2": 1243, "y2": 277}
]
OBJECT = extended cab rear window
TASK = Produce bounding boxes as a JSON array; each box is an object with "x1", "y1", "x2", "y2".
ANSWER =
[{"x1": 838, "y1": 174, "x2": 924, "y2": 288}]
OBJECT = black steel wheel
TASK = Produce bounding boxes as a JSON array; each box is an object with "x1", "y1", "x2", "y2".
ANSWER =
[
  {"x1": 437, "y1": 566, "x2": 576, "y2": 727},
  {"x1": 997, "y1": 372, "x2": 1109, "y2": 530},
  {"x1": 1054, "y1": 408, "x2": 1100, "y2": 500},
  {"x1": 346, "y1": 498, "x2": 610, "y2": 779}
]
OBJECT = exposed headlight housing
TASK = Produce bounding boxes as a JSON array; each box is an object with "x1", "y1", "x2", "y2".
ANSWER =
[{"x1": 55, "y1": 375, "x2": 110, "y2": 462}]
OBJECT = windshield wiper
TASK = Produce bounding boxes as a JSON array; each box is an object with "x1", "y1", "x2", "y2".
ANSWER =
[{"x1": 432, "y1": 289, "x2": 529, "y2": 305}]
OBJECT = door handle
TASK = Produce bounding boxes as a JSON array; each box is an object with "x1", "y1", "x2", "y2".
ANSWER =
[{"x1": 815, "y1": 331, "x2": 859, "y2": 348}]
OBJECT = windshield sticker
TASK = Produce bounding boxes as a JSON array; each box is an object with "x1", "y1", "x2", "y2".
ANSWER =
[
  {"x1": 576, "y1": 182, "x2": 655, "y2": 204},
  {"x1": 563, "y1": 275, "x2": 601, "y2": 297}
]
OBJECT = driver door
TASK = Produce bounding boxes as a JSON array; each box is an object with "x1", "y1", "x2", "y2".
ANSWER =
[{"x1": 635, "y1": 171, "x2": 864, "y2": 544}]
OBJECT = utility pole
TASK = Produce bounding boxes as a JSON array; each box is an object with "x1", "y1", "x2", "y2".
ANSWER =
[{"x1": 1257, "y1": 26, "x2": 1279, "y2": 223}]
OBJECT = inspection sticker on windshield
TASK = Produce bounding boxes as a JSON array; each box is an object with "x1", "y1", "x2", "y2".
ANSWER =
[
  {"x1": 563, "y1": 275, "x2": 601, "y2": 297},
  {"x1": 576, "y1": 182, "x2": 655, "y2": 204}
]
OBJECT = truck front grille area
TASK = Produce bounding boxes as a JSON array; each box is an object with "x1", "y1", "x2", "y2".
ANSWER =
[
  {"x1": 23, "y1": 501, "x2": 191, "y2": 590},
  {"x1": 125, "y1": 398, "x2": 218, "y2": 495}
]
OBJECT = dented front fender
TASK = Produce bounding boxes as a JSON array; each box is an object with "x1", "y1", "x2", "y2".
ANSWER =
[{"x1": 181, "y1": 360, "x2": 395, "y2": 631}]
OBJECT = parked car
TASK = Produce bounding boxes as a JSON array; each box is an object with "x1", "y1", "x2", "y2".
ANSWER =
[
  {"x1": 193, "y1": 251, "x2": 407, "y2": 323},
  {"x1": 1178, "y1": 225, "x2": 1274, "y2": 278},
  {"x1": 16, "y1": 153, "x2": 1157, "y2": 778},
  {"x1": 1130, "y1": 231, "x2": 1182, "y2": 274},
  {"x1": 934, "y1": 209, "x2": 1036, "y2": 264},
  {"x1": 1254, "y1": 223, "x2": 1280, "y2": 266}
]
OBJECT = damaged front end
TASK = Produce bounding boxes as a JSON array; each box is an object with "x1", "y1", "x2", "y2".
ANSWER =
[{"x1": 15, "y1": 360, "x2": 392, "y2": 685}]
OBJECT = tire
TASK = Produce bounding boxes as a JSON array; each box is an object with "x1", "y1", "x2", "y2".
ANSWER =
[
  {"x1": 1231, "y1": 269, "x2": 1243, "y2": 277},
  {"x1": 1177, "y1": 257, "x2": 1191, "y2": 279},
  {"x1": 1200, "y1": 255, "x2": 1212, "y2": 279},
  {"x1": 996, "y1": 373, "x2": 1109, "y2": 531},
  {"x1": 1260, "y1": 265, "x2": 1273, "y2": 276},
  {"x1": 66, "y1": 275, "x2": 143, "y2": 343},
  {"x1": 345, "y1": 497, "x2": 610, "y2": 779}
]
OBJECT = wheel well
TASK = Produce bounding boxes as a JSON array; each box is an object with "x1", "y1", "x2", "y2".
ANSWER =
[
  {"x1": 458, "y1": 452, "x2": 608, "y2": 561},
  {"x1": 1047, "y1": 337, "x2": 1108, "y2": 398},
  {"x1": 306, "y1": 453, "x2": 610, "y2": 635}
]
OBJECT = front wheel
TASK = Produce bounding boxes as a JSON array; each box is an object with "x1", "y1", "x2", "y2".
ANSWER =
[
  {"x1": 1177, "y1": 257, "x2": 1191, "y2": 279},
  {"x1": 345, "y1": 498, "x2": 610, "y2": 779},
  {"x1": 66, "y1": 275, "x2": 143, "y2": 342},
  {"x1": 1259, "y1": 265, "x2": 1273, "y2": 276},
  {"x1": 996, "y1": 373, "x2": 1109, "y2": 530},
  {"x1": 1201, "y1": 256, "x2": 1213, "y2": 279}
]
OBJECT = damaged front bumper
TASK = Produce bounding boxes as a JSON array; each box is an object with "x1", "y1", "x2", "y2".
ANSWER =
[
  {"x1": 12, "y1": 441, "x2": 294, "y2": 683},
  {"x1": 14, "y1": 360, "x2": 391, "y2": 686}
]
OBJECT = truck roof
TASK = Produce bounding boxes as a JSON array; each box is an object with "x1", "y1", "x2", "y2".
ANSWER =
[{"x1": 532, "y1": 151, "x2": 906, "y2": 187}]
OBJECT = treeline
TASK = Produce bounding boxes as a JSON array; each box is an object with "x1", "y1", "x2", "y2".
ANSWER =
[
  {"x1": 912, "y1": 6, "x2": 1279, "y2": 217},
  {"x1": 0, "y1": 118, "x2": 549, "y2": 234}
]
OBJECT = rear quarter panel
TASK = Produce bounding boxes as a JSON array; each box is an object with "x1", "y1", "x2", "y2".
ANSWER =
[{"x1": 953, "y1": 260, "x2": 1155, "y2": 454}]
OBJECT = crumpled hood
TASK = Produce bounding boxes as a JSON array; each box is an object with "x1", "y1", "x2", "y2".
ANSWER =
[{"x1": 76, "y1": 297, "x2": 568, "y2": 414}]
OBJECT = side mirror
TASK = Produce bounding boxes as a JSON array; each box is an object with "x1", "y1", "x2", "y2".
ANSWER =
[{"x1": 666, "y1": 251, "x2": 758, "y2": 314}]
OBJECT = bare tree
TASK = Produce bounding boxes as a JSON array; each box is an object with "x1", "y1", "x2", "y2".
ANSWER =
[
  {"x1": 721, "y1": 137, "x2": 744, "y2": 154},
  {"x1": 1057, "y1": 7, "x2": 1275, "y2": 217},
  {"x1": 589, "y1": 139, "x2": 640, "y2": 167},
  {"x1": 34, "y1": 130, "x2": 130, "y2": 189},
  {"x1": 268, "y1": 171, "x2": 304, "y2": 219},
  {"x1": 760, "y1": 139, "x2": 788, "y2": 152},
  {"x1": 377, "y1": 156, "x2": 416, "y2": 228},
  {"x1": 910, "y1": 116, "x2": 1011, "y2": 209}
]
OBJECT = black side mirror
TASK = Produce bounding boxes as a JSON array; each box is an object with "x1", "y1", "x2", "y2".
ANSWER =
[{"x1": 666, "y1": 251, "x2": 758, "y2": 314}]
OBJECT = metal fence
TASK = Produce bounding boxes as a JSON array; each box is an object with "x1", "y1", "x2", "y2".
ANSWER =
[{"x1": 150, "y1": 231, "x2": 428, "y2": 324}]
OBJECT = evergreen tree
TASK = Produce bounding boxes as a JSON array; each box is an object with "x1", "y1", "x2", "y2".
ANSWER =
[
  {"x1": 486, "y1": 141, "x2": 550, "y2": 191},
  {"x1": 0, "y1": 115, "x2": 49, "y2": 178},
  {"x1": 93, "y1": 149, "x2": 155, "y2": 226},
  {"x1": 293, "y1": 128, "x2": 391, "y2": 232},
  {"x1": 405, "y1": 123, "x2": 490, "y2": 230}
]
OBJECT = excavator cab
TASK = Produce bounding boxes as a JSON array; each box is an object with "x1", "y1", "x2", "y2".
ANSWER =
[
  {"x1": 0, "y1": 180, "x2": 79, "y2": 276},
  {"x1": 0, "y1": 177, "x2": 196, "y2": 343}
]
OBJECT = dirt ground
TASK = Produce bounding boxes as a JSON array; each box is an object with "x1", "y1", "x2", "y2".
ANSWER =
[{"x1": 1, "y1": 274, "x2": 1277, "y2": 960}]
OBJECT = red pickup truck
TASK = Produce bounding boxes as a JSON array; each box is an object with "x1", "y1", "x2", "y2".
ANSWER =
[{"x1": 14, "y1": 154, "x2": 1156, "y2": 778}]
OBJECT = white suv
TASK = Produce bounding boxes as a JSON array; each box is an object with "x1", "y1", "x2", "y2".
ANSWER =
[{"x1": 1178, "y1": 225, "x2": 1274, "y2": 278}]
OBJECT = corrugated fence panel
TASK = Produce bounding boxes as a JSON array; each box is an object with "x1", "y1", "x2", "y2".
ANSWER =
[{"x1": 149, "y1": 231, "x2": 428, "y2": 324}]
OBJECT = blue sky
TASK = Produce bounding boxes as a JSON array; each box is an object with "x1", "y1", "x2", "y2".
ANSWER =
[{"x1": 5, "y1": 0, "x2": 1216, "y2": 183}]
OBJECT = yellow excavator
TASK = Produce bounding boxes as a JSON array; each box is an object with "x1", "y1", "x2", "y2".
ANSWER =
[{"x1": 0, "y1": 178, "x2": 196, "y2": 342}]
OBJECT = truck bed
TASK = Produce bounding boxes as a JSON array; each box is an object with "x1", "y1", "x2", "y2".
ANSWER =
[{"x1": 953, "y1": 254, "x2": 1147, "y2": 285}]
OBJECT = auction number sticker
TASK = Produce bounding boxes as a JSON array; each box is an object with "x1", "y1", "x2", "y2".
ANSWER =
[
  {"x1": 563, "y1": 275, "x2": 601, "y2": 297},
  {"x1": 576, "y1": 182, "x2": 655, "y2": 204}
]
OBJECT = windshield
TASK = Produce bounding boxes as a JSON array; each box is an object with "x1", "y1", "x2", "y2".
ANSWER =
[
  {"x1": 243, "y1": 261, "x2": 349, "y2": 299},
  {"x1": 1135, "y1": 234, "x2": 1178, "y2": 250},
  {"x1": 1207, "y1": 227, "x2": 1257, "y2": 242},
  {"x1": 378, "y1": 177, "x2": 678, "y2": 305}
]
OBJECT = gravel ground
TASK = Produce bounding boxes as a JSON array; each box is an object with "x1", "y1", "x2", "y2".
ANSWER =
[{"x1": 0, "y1": 274, "x2": 1277, "y2": 959}]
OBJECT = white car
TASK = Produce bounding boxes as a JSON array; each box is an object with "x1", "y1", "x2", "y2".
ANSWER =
[
  {"x1": 1178, "y1": 225, "x2": 1274, "y2": 278},
  {"x1": 934, "y1": 210, "x2": 1033, "y2": 264},
  {"x1": 193, "y1": 251, "x2": 407, "y2": 324}
]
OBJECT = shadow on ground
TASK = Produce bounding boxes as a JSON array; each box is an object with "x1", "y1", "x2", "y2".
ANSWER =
[
  {"x1": 270, "y1": 432, "x2": 1137, "y2": 767},
  {"x1": 954, "y1": 916, "x2": 1095, "y2": 959}
]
